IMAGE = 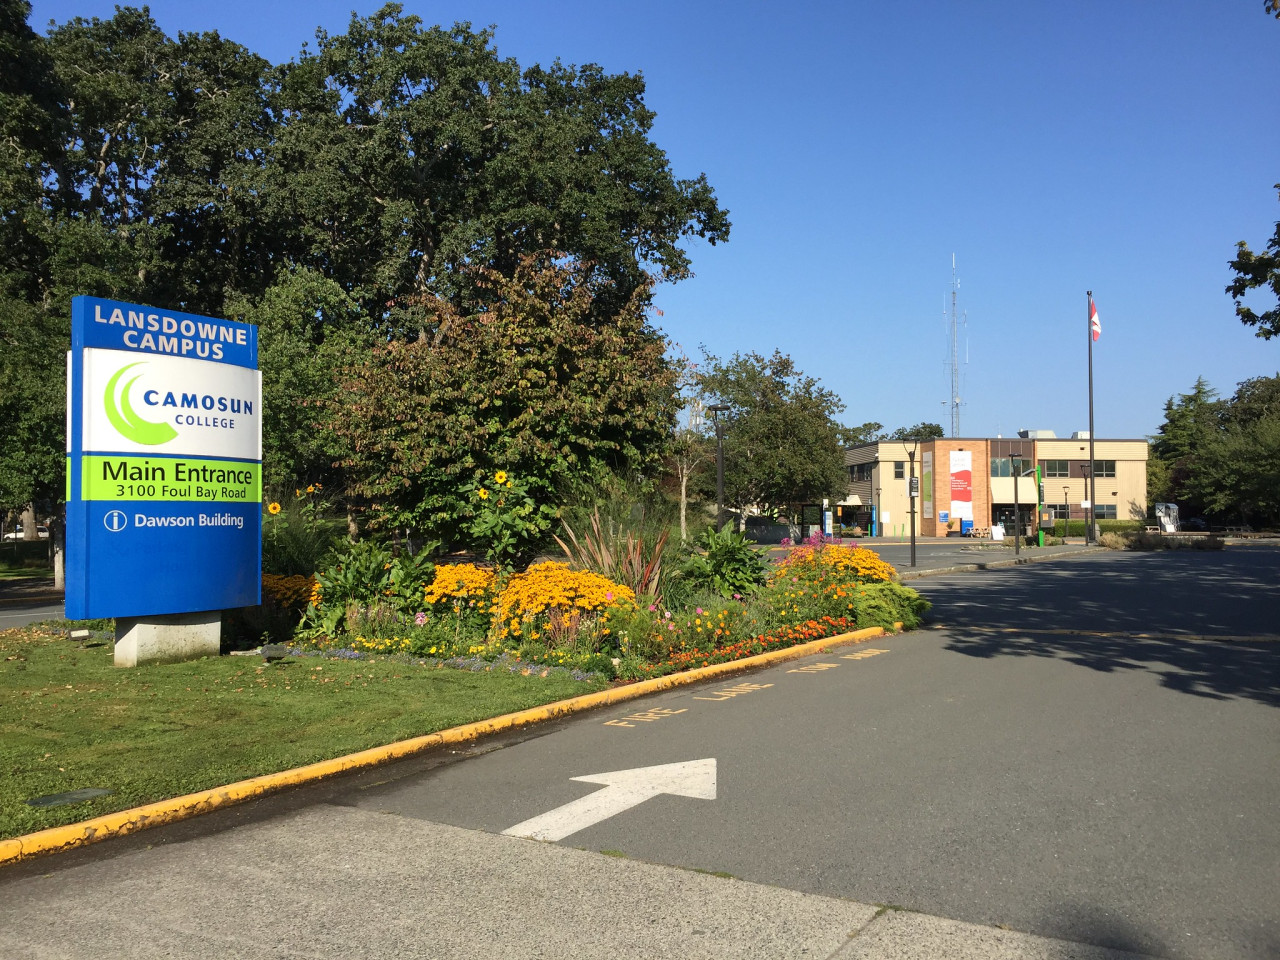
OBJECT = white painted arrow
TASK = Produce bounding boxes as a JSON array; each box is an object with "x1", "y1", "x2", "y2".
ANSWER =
[{"x1": 502, "y1": 758, "x2": 717, "y2": 842}]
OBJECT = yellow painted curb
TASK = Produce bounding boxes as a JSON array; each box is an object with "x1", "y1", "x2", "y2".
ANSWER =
[{"x1": 0, "y1": 621, "x2": 902, "y2": 866}]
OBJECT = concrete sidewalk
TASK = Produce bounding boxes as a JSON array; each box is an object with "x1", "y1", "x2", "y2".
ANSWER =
[{"x1": 1, "y1": 805, "x2": 1157, "y2": 960}]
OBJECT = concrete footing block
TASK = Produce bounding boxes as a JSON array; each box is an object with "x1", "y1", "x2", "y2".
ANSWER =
[{"x1": 114, "y1": 611, "x2": 221, "y2": 667}]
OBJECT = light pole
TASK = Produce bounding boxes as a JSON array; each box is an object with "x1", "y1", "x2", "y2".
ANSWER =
[
  {"x1": 874, "y1": 485, "x2": 881, "y2": 538},
  {"x1": 1080, "y1": 462, "x2": 1093, "y2": 544},
  {"x1": 1063, "y1": 484, "x2": 1070, "y2": 541},
  {"x1": 907, "y1": 441, "x2": 918, "y2": 568},
  {"x1": 1011, "y1": 455, "x2": 1022, "y2": 556},
  {"x1": 708, "y1": 404, "x2": 729, "y2": 532}
]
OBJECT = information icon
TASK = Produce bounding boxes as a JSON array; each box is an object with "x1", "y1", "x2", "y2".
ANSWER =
[{"x1": 104, "y1": 510, "x2": 128, "y2": 533}]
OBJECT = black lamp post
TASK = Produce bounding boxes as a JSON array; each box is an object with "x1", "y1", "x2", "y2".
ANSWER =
[
  {"x1": 1080, "y1": 462, "x2": 1093, "y2": 544},
  {"x1": 874, "y1": 485, "x2": 881, "y2": 538},
  {"x1": 708, "y1": 404, "x2": 729, "y2": 532},
  {"x1": 1063, "y1": 484, "x2": 1070, "y2": 540},
  {"x1": 907, "y1": 440, "x2": 918, "y2": 568},
  {"x1": 1011, "y1": 455, "x2": 1022, "y2": 556}
]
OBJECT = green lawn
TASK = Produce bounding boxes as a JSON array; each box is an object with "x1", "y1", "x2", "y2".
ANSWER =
[{"x1": 0, "y1": 624, "x2": 607, "y2": 840}]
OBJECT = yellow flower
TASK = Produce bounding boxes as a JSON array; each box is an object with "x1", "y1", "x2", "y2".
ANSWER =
[
  {"x1": 267, "y1": 502, "x2": 281, "y2": 515},
  {"x1": 478, "y1": 487, "x2": 489, "y2": 500},
  {"x1": 307, "y1": 484, "x2": 315, "y2": 493},
  {"x1": 494, "y1": 470, "x2": 508, "y2": 484}
]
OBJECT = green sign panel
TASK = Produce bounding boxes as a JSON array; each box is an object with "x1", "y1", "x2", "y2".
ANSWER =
[{"x1": 81, "y1": 455, "x2": 261, "y2": 503}]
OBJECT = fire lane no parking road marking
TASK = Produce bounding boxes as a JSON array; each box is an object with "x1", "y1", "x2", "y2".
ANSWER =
[
  {"x1": 786, "y1": 662, "x2": 840, "y2": 674},
  {"x1": 603, "y1": 707, "x2": 688, "y2": 728},
  {"x1": 693, "y1": 681, "x2": 773, "y2": 701},
  {"x1": 602, "y1": 644, "x2": 894, "y2": 727}
]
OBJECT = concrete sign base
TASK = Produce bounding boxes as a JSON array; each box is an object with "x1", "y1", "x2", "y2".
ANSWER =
[{"x1": 115, "y1": 612, "x2": 221, "y2": 667}]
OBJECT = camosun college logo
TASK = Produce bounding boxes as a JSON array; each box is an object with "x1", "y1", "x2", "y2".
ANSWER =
[{"x1": 104, "y1": 362, "x2": 179, "y2": 446}]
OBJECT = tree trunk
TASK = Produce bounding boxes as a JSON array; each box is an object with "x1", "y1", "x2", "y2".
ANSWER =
[
  {"x1": 347, "y1": 508, "x2": 359, "y2": 543},
  {"x1": 20, "y1": 504, "x2": 37, "y2": 541},
  {"x1": 679, "y1": 471, "x2": 688, "y2": 541},
  {"x1": 50, "y1": 513, "x2": 65, "y2": 591}
]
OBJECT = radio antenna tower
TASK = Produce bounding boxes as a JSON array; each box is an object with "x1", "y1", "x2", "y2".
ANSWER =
[{"x1": 946, "y1": 255, "x2": 966, "y2": 437}]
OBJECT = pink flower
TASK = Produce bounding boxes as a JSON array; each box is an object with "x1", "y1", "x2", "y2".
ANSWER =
[
  {"x1": 648, "y1": 604, "x2": 657, "y2": 612},
  {"x1": 414, "y1": 612, "x2": 427, "y2": 626},
  {"x1": 696, "y1": 608, "x2": 704, "y2": 615},
  {"x1": 606, "y1": 592, "x2": 614, "y2": 601}
]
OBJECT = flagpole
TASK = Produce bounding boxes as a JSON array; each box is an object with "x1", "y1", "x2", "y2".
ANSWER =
[{"x1": 1087, "y1": 290, "x2": 1097, "y2": 545}]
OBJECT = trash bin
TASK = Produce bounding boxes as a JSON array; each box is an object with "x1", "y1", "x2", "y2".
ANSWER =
[{"x1": 960, "y1": 520, "x2": 973, "y2": 536}]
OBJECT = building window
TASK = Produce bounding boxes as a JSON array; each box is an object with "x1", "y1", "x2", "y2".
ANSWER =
[
  {"x1": 894, "y1": 461, "x2": 904, "y2": 480},
  {"x1": 1093, "y1": 504, "x2": 1117, "y2": 519},
  {"x1": 848, "y1": 463, "x2": 873, "y2": 482},
  {"x1": 1091, "y1": 460, "x2": 1116, "y2": 478},
  {"x1": 990, "y1": 457, "x2": 1011, "y2": 477},
  {"x1": 1041, "y1": 459, "x2": 1069, "y2": 478},
  {"x1": 1050, "y1": 503, "x2": 1070, "y2": 520}
]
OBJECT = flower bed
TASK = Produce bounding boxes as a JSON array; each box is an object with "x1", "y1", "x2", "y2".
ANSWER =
[{"x1": 287, "y1": 540, "x2": 929, "y2": 682}]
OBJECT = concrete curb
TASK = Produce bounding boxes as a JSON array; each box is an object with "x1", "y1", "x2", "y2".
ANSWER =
[
  {"x1": 0, "y1": 593, "x2": 63, "y2": 610},
  {"x1": 0, "y1": 623, "x2": 899, "y2": 866}
]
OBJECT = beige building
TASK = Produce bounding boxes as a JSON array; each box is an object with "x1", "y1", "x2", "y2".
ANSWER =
[{"x1": 838, "y1": 433, "x2": 1148, "y2": 537}]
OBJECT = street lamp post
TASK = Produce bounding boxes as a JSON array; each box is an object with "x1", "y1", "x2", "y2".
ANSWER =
[
  {"x1": 1080, "y1": 462, "x2": 1093, "y2": 544},
  {"x1": 1011, "y1": 456, "x2": 1022, "y2": 557},
  {"x1": 907, "y1": 441, "x2": 918, "y2": 568},
  {"x1": 874, "y1": 485, "x2": 881, "y2": 538},
  {"x1": 1063, "y1": 484, "x2": 1070, "y2": 540},
  {"x1": 708, "y1": 404, "x2": 729, "y2": 532}
]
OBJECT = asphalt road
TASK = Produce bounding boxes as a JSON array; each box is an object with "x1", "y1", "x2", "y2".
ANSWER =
[
  {"x1": 3, "y1": 546, "x2": 1277, "y2": 959},
  {"x1": 0, "y1": 602, "x2": 63, "y2": 629},
  {"x1": 345, "y1": 545, "x2": 1280, "y2": 959}
]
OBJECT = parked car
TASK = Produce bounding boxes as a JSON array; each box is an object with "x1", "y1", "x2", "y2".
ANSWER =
[
  {"x1": 1180, "y1": 517, "x2": 1209, "y2": 532},
  {"x1": 2, "y1": 524, "x2": 49, "y2": 541}
]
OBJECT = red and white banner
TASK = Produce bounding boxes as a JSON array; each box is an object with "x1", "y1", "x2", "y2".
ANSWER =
[
  {"x1": 949, "y1": 450, "x2": 973, "y2": 521},
  {"x1": 1089, "y1": 296, "x2": 1101, "y2": 342}
]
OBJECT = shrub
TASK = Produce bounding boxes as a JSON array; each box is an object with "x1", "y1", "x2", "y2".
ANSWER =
[
  {"x1": 555, "y1": 505, "x2": 669, "y2": 601},
  {"x1": 262, "y1": 487, "x2": 342, "y2": 576},
  {"x1": 302, "y1": 540, "x2": 437, "y2": 638},
  {"x1": 1100, "y1": 531, "x2": 1226, "y2": 552},
  {"x1": 676, "y1": 526, "x2": 770, "y2": 598}
]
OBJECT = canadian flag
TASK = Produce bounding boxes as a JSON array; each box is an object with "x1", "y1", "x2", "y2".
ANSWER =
[{"x1": 1089, "y1": 296, "x2": 1101, "y2": 342}]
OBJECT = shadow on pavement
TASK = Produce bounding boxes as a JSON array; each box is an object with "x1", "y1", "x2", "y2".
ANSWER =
[{"x1": 917, "y1": 546, "x2": 1280, "y2": 709}]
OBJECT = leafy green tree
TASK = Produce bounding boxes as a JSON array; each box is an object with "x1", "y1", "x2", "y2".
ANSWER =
[
  {"x1": 271, "y1": 3, "x2": 729, "y2": 323},
  {"x1": 1227, "y1": 185, "x2": 1280, "y2": 340},
  {"x1": 1149, "y1": 374, "x2": 1280, "y2": 527},
  {"x1": 1150, "y1": 377, "x2": 1222, "y2": 518},
  {"x1": 888, "y1": 422, "x2": 945, "y2": 441},
  {"x1": 232, "y1": 266, "x2": 370, "y2": 496},
  {"x1": 842, "y1": 421, "x2": 885, "y2": 446},
  {"x1": 331, "y1": 253, "x2": 678, "y2": 548},
  {"x1": 696, "y1": 350, "x2": 848, "y2": 523}
]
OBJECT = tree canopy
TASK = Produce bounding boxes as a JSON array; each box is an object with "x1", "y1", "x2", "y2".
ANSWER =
[
  {"x1": 696, "y1": 350, "x2": 848, "y2": 521},
  {"x1": 0, "y1": 2, "x2": 728, "y2": 526},
  {"x1": 1149, "y1": 374, "x2": 1280, "y2": 527},
  {"x1": 1227, "y1": 185, "x2": 1280, "y2": 341},
  {"x1": 331, "y1": 254, "x2": 678, "y2": 545}
]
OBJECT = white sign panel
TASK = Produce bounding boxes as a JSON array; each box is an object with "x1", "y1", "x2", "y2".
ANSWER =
[{"x1": 82, "y1": 347, "x2": 262, "y2": 461}]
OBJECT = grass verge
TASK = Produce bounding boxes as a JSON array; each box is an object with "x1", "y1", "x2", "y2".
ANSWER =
[{"x1": 0, "y1": 624, "x2": 606, "y2": 841}]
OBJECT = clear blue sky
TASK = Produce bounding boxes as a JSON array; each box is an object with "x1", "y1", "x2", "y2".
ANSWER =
[{"x1": 31, "y1": 1, "x2": 1280, "y2": 440}]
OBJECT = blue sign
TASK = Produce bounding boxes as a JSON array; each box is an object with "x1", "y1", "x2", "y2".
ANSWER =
[{"x1": 66, "y1": 297, "x2": 262, "y2": 619}]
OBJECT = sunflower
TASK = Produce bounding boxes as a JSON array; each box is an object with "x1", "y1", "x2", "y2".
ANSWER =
[
  {"x1": 267, "y1": 502, "x2": 282, "y2": 515},
  {"x1": 494, "y1": 470, "x2": 508, "y2": 484},
  {"x1": 306, "y1": 484, "x2": 315, "y2": 493},
  {"x1": 478, "y1": 488, "x2": 489, "y2": 500}
]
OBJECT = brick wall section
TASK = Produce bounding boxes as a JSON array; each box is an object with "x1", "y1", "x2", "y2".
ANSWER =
[{"x1": 919, "y1": 439, "x2": 993, "y2": 536}]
